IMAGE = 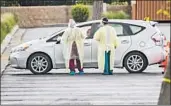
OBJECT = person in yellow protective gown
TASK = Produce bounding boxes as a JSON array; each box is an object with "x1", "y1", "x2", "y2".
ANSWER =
[
  {"x1": 93, "y1": 18, "x2": 119, "y2": 75},
  {"x1": 61, "y1": 19, "x2": 86, "y2": 75}
]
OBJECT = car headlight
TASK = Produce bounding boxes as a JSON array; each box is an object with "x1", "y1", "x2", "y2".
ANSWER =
[{"x1": 11, "y1": 44, "x2": 30, "y2": 53}]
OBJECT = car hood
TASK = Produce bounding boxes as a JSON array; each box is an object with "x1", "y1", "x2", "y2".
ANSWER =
[{"x1": 11, "y1": 39, "x2": 44, "y2": 51}]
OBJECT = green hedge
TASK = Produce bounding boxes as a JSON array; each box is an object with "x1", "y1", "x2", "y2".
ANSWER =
[
  {"x1": 102, "y1": 11, "x2": 129, "y2": 19},
  {"x1": 71, "y1": 4, "x2": 90, "y2": 22},
  {"x1": 1, "y1": 13, "x2": 17, "y2": 43}
]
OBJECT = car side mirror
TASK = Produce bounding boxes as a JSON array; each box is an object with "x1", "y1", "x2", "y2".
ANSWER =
[
  {"x1": 56, "y1": 40, "x2": 60, "y2": 44},
  {"x1": 56, "y1": 37, "x2": 61, "y2": 44}
]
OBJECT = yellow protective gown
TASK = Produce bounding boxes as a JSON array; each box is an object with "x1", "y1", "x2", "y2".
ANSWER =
[
  {"x1": 61, "y1": 27, "x2": 86, "y2": 69},
  {"x1": 93, "y1": 25, "x2": 119, "y2": 71}
]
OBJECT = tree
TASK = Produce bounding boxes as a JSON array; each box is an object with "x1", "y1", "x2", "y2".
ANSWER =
[
  {"x1": 92, "y1": 0, "x2": 103, "y2": 20},
  {"x1": 127, "y1": 0, "x2": 131, "y2": 18}
]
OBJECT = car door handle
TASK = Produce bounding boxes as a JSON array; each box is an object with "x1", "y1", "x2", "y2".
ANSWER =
[
  {"x1": 84, "y1": 43, "x2": 91, "y2": 46},
  {"x1": 121, "y1": 40, "x2": 129, "y2": 44}
]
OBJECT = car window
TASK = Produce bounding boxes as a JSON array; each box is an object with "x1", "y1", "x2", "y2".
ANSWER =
[
  {"x1": 47, "y1": 31, "x2": 64, "y2": 42},
  {"x1": 47, "y1": 23, "x2": 100, "y2": 42},
  {"x1": 79, "y1": 25, "x2": 92, "y2": 39},
  {"x1": 90, "y1": 23, "x2": 100, "y2": 38},
  {"x1": 109, "y1": 23, "x2": 130, "y2": 36},
  {"x1": 111, "y1": 24, "x2": 123, "y2": 35},
  {"x1": 79, "y1": 23, "x2": 100, "y2": 39},
  {"x1": 129, "y1": 25, "x2": 145, "y2": 35}
]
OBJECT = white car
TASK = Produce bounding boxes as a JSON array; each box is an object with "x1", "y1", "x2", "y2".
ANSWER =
[{"x1": 9, "y1": 20, "x2": 166, "y2": 74}]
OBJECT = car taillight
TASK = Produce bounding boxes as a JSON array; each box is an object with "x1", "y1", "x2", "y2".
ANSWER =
[
  {"x1": 152, "y1": 37, "x2": 160, "y2": 42},
  {"x1": 151, "y1": 33, "x2": 162, "y2": 46},
  {"x1": 164, "y1": 36, "x2": 166, "y2": 40},
  {"x1": 162, "y1": 35, "x2": 167, "y2": 47}
]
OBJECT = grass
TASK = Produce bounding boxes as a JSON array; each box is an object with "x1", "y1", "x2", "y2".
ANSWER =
[{"x1": 102, "y1": 11, "x2": 129, "y2": 19}]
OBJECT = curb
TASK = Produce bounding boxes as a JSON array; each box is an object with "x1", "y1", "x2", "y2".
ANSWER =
[
  {"x1": 1, "y1": 25, "x2": 19, "y2": 77},
  {"x1": 1, "y1": 25, "x2": 19, "y2": 55},
  {"x1": 1, "y1": 64, "x2": 10, "y2": 77},
  {"x1": 20, "y1": 29, "x2": 27, "y2": 43}
]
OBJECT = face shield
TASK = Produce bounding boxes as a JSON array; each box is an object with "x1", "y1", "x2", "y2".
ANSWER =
[
  {"x1": 68, "y1": 19, "x2": 76, "y2": 28},
  {"x1": 100, "y1": 21, "x2": 104, "y2": 27},
  {"x1": 101, "y1": 17, "x2": 108, "y2": 25}
]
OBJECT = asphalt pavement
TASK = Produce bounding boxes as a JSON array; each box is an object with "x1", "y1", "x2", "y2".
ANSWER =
[
  {"x1": 1, "y1": 24, "x2": 168, "y2": 105},
  {"x1": 1, "y1": 66, "x2": 163, "y2": 105}
]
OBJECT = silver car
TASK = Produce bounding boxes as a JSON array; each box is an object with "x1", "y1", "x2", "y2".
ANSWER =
[{"x1": 9, "y1": 20, "x2": 166, "y2": 74}]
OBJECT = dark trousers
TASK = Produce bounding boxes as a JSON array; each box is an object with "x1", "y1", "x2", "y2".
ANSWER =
[
  {"x1": 104, "y1": 51, "x2": 112, "y2": 74},
  {"x1": 69, "y1": 59, "x2": 83, "y2": 72}
]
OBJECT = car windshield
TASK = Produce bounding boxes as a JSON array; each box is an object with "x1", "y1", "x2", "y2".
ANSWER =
[{"x1": 41, "y1": 28, "x2": 65, "y2": 39}]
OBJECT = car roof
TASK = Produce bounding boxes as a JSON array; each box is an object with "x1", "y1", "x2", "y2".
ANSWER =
[
  {"x1": 76, "y1": 19, "x2": 156, "y2": 27},
  {"x1": 46, "y1": 19, "x2": 157, "y2": 40}
]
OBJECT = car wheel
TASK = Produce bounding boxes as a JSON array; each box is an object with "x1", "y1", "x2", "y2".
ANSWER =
[
  {"x1": 124, "y1": 52, "x2": 148, "y2": 73},
  {"x1": 28, "y1": 53, "x2": 52, "y2": 74}
]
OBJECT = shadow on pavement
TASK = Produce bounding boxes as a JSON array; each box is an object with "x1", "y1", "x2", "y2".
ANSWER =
[{"x1": 10, "y1": 72, "x2": 163, "y2": 76}]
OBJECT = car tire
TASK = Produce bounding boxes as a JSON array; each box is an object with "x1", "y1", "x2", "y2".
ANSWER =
[
  {"x1": 124, "y1": 52, "x2": 148, "y2": 73},
  {"x1": 28, "y1": 53, "x2": 52, "y2": 74}
]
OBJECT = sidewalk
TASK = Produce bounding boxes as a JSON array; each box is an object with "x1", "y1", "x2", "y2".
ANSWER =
[{"x1": 1, "y1": 29, "x2": 26, "y2": 75}]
